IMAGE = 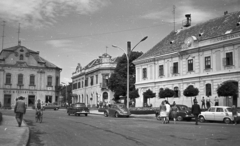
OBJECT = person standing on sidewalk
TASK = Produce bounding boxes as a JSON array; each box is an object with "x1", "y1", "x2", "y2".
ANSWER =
[
  {"x1": 171, "y1": 101, "x2": 178, "y2": 124},
  {"x1": 14, "y1": 96, "x2": 26, "y2": 127},
  {"x1": 191, "y1": 100, "x2": 201, "y2": 125},
  {"x1": 232, "y1": 105, "x2": 238, "y2": 125},
  {"x1": 159, "y1": 101, "x2": 167, "y2": 124},
  {"x1": 165, "y1": 100, "x2": 171, "y2": 124},
  {"x1": 214, "y1": 96, "x2": 219, "y2": 106},
  {"x1": 201, "y1": 97, "x2": 206, "y2": 109}
]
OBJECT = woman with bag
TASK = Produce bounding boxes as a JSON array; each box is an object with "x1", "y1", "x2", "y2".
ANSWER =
[
  {"x1": 159, "y1": 101, "x2": 167, "y2": 124},
  {"x1": 171, "y1": 101, "x2": 178, "y2": 124}
]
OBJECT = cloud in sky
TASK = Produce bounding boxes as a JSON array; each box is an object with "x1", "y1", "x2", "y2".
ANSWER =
[
  {"x1": 0, "y1": 0, "x2": 109, "y2": 28},
  {"x1": 140, "y1": 1, "x2": 220, "y2": 24}
]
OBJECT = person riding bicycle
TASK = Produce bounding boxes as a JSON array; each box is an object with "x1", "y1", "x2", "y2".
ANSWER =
[{"x1": 36, "y1": 99, "x2": 42, "y2": 117}]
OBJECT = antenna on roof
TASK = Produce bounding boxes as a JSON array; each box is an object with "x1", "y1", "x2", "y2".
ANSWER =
[
  {"x1": 17, "y1": 23, "x2": 21, "y2": 45},
  {"x1": 1, "y1": 21, "x2": 6, "y2": 51},
  {"x1": 173, "y1": 5, "x2": 176, "y2": 31},
  {"x1": 106, "y1": 46, "x2": 108, "y2": 54}
]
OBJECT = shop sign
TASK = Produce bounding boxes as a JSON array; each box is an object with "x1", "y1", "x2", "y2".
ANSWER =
[{"x1": 4, "y1": 90, "x2": 37, "y2": 94}]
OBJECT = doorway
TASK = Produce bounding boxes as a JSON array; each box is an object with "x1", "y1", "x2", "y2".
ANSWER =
[
  {"x1": 45, "y1": 96, "x2": 52, "y2": 103},
  {"x1": 4, "y1": 94, "x2": 11, "y2": 108},
  {"x1": 28, "y1": 95, "x2": 35, "y2": 107}
]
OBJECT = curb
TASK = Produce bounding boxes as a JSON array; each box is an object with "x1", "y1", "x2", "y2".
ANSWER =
[
  {"x1": 18, "y1": 120, "x2": 30, "y2": 146},
  {"x1": 89, "y1": 112, "x2": 156, "y2": 119}
]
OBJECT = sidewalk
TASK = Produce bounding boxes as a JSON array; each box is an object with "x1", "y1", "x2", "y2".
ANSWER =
[
  {"x1": 90, "y1": 109, "x2": 156, "y2": 119},
  {"x1": 0, "y1": 115, "x2": 29, "y2": 146}
]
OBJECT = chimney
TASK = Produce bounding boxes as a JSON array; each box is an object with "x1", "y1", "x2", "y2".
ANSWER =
[
  {"x1": 18, "y1": 40, "x2": 21, "y2": 46},
  {"x1": 224, "y1": 11, "x2": 228, "y2": 15},
  {"x1": 183, "y1": 14, "x2": 191, "y2": 27}
]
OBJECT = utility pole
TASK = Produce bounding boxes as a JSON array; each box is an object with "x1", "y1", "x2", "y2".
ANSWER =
[
  {"x1": 173, "y1": 5, "x2": 176, "y2": 32},
  {"x1": 2, "y1": 21, "x2": 6, "y2": 50},
  {"x1": 17, "y1": 23, "x2": 20, "y2": 44}
]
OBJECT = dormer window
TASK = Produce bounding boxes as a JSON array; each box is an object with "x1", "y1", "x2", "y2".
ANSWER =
[
  {"x1": 225, "y1": 29, "x2": 232, "y2": 34},
  {"x1": 20, "y1": 54, "x2": 24, "y2": 60}
]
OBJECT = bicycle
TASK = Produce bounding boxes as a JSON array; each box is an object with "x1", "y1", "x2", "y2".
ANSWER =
[{"x1": 36, "y1": 109, "x2": 43, "y2": 123}]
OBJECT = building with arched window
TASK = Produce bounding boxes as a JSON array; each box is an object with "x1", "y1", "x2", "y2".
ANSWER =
[
  {"x1": 0, "y1": 42, "x2": 61, "y2": 108},
  {"x1": 133, "y1": 11, "x2": 240, "y2": 107},
  {"x1": 71, "y1": 53, "x2": 119, "y2": 106}
]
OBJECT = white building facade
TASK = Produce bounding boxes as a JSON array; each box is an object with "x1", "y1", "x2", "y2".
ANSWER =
[
  {"x1": 0, "y1": 42, "x2": 61, "y2": 108},
  {"x1": 71, "y1": 53, "x2": 119, "y2": 106},
  {"x1": 133, "y1": 11, "x2": 240, "y2": 107}
]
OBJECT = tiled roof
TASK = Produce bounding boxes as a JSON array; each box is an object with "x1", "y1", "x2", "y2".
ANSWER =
[
  {"x1": 0, "y1": 45, "x2": 61, "y2": 69},
  {"x1": 136, "y1": 11, "x2": 240, "y2": 61}
]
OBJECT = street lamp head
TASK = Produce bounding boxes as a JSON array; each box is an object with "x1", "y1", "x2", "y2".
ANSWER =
[
  {"x1": 112, "y1": 45, "x2": 117, "y2": 48},
  {"x1": 140, "y1": 36, "x2": 148, "y2": 42}
]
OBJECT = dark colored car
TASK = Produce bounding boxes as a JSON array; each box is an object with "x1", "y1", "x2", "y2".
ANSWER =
[
  {"x1": 104, "y1": 104, "x2": 131, "y2": 118},
  {"x1": 155, "y1": 104, "x2": 194, "y2": 121},
  {"x1": 67, "y1": 103, "x2": 89, "y2": 116},
  {"x1": 42, "y1": 103, "x2": 60, "y2": 110}
]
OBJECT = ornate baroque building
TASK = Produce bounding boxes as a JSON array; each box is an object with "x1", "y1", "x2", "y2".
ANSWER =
[
  {"x1": 0, "y1": 42, "x2": 61, "y2": 108},
  {"x1": 71, "y1": 53, "x2": 119, "y2": 106},
  {"x1": 133, "y1": 11, "x2": 240, "y2": 107}
]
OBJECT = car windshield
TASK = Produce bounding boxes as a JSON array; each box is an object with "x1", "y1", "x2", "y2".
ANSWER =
[
  {"x1": 75, "y1": 103, "x2": 86, "y2": 107},
  {"x1": 117, "y1": 104, "x2": 126, "y2": 109},
  {"x1": 226, "y1": 108, "x2": 232, "y2": 112},
  {"x1": 178, "y1": 105, "x2": 188, "y2": 111}
]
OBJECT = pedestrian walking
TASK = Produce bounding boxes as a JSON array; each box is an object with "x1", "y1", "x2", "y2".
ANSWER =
[
  {"x1": 232, "y1": 105, "x2": 238, "y2": 125},
  {"x1": 214, "y1": 96, "x2": 219, "y2": 106},
  {"x1": 201, "y1": 97, "x2": 206, "y2": 109},
  {"x1": 159, "y1": 101, "x2": 167, "y2": 124},
  {"x1": 14, "y1": 96, "x2": 26, "y2": 127},
  {"x1": 191, "y1": 100, "x2": 201, "y2": 125},
  {"x1": 165, "y1": 100, "x2": 171, "y2": 124},
  {"x1": 193, "y1": 97, "x2": 197, "y2": 103},
  {"x1": 171, "y1": 101, "x2": 178, "y2": 124}
]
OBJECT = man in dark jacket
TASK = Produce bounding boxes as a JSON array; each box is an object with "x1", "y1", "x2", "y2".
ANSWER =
[
  {"x1": 14, "y1": 96, "x2": 26, "y2": 127},
  {"x1": 191, "y1": 101, "x2": 201, "y2": 125}
]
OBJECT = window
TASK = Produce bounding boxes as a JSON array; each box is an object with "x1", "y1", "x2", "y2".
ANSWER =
[
  {"x1": 18, "y1": 74, "x2": 23, "y2": 85},
  {"x1": 143, "y1": 68, "x2": 147, "y2": 79},
  {"x1": 96, "y1": 75, "x2": 98, "y2": 84},
  {"x1": 56, "y1": 77, "x2": 59, "y2": 86},
  {"x1": 85, "y1": 78, "x2": 88, "y2": 87},
  {"x1": 30, "y1": 75, "x2": 35, "y2": 85},
  {"x1": 209, "y1": 107, "x2": 215, "y2": 112},
  {"x1": 159, "y1": 65, "x2": 164, "y2": 76},
  {"x1": 206, "y1": 83, "x2": 212, "y2": 96},
  {"x1": 188, "y1": 59, "x2": 193, "y2": 71},
  {"x1": 173, "y1": 62, "x2": 178, "y2": 74},
  {"x1": 78, "y1": 82, "x2": 80, "y2": 88},
  {"x1": 6, "y1": 73, "x2": 11, "y2": 84},
  {"x1": 226, "y1": 52, "x2": 233, "y2": 66},
  {"x1": 47, "y1": 76, "x2": 52, "y2": 86},
  {"x1": 174, "y1": 87, "x2": 179, "y2": 97},
  {"x1": 20, "y1": 54, "x2": 24, "y2": 60},
  {"x1": 216, "y1": 108, "x2": 223, "y2": 112},
  {"x1": 90, "y1": 76, "x2": 94, "y2": 86},
  {"x1": 205, "y1": 56, "x2": 211, "y2": 69},
  {"x1": 82, "y1": 81, "x2": 84, "y2": 88}
]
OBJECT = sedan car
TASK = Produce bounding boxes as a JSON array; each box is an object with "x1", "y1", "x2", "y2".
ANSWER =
[
  {"x1": 104, "y1": 104, "x2": 131, "y2": 118},
  {"x1": 42, "y1": 103, "x2": 60, "y2": 110},
  {"x1": 67, "y1": 103, "x2": 89, "y2": 116},
  {"x1": 198, "y1": 106, "x2": 240, "y2": 124},
  {"x1": 156, "y1": 104, "x2": 194, "y2": 121}
]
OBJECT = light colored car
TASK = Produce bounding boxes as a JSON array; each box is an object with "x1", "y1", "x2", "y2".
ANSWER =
[
  {"x1": 42, "y1": 103, "x2": 60, "y2": 110},
  {"x1": 198, "y1": 106, "x2": 240, "y2": 124}
]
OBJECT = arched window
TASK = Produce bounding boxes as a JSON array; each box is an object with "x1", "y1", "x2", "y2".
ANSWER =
[
  {"x1": 30, "y1": 75, "x2": 35, "y2": 85},
  {"x1": 103, "y1": 92, "x2": 108, "y2": 102},
  {"x1": 47, "y1": 76, "x2": 52, "y2": 86},
  {"x1": 206, "y1": 83, "x2": 212, "y2": 96},
  {"x1": 18, "y1": 74, "x2": 23, "y2": 85},
  {"x1": 20, "y1": 54, "x2": 24, "y2": 60},
  {"x1": 6, "y1": 73, "x2": 11, "y2": 84},
  {"x1": 174, "y1": 87, "x2": 179, "y2": 97}
]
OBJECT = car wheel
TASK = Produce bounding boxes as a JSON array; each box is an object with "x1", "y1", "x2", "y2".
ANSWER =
[
  {"x1": 224, "y1": 118, "x2": 231, "y2": 124},
  {"x1": 85, "y1": 114, "x2": 88, "y2": 116},
  {"x1": 115, "y1": 112, "x2": 119, "y2": 118},
  {"x1": 78, "y1": 114, "x2": 80, "y2": 116},
  {"x1": 104, "y1": 112, "x2": 108, "y2": 117},
  {"x1": 126, "y1": 115, "x2": 129, "y2": 118},
  {"x1": 199, "y1": 116, "x2": 205, "y2": 123},
  {"x1": 177, "y1": 116, "x2": 183, "y2": 121}
]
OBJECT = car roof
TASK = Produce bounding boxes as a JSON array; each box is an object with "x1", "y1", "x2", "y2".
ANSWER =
[{"x1": 210, "y1": 106, "x2": 231, "y2": 108}]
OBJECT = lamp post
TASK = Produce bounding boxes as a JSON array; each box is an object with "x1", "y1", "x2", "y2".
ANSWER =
[{"x1": 112, "y1": 36, "x2": 148, "y2": 109}]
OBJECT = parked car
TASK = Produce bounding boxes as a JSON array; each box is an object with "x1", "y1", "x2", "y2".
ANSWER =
[
  {"x1": 155, "y1": 104, "x2": 194, "y2": 121},
  {"x1": 104, "y1": 104, "x2": 131, "y2": 118},
  {"x1": 67, "y1": 103, "x2": 89, "y2": 116},
  {"x1": 42, "y1": 103, "x2": 60, "y2": 110},
  {"x1": 198, "y1": 106, "x2": 240, "y2": 124}
]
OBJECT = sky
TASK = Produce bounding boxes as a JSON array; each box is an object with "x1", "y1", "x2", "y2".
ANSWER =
[{"x1": 0, "y1": 0, "x2": 239, "y2": 84}]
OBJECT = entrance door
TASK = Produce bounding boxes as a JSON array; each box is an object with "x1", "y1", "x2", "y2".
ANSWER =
[
  {"x1": 103, "y1": 92, "x2": 108, "y2": 102},
  {"x1": 28, "y1": 95, "x2": 35, "y2": 107},
  {"x1": 4, "y1": 94, "x2": 11, "y2": 108},
  {"x1": 45, "y1": 96, "x2": 52, "y2": 103}
]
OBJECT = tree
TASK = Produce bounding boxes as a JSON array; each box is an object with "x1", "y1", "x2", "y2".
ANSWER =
[
  {"x1": 108, "y1": 51, "x2": 143, "y2": 101},
  {"x1": 217, "y1": 81, "x2": 238, "y2": 106},
  {"x1": 159, "y1": 88, "x2": 175, "y2": 101},
  {"x1": 183, "y1": 85, "x2": 199, "y2": 105},
  {"x1": 143, "y1": 89, "x2": 156, "y2": 105}
]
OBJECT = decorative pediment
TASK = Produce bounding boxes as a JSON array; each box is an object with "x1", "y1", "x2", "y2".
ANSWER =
[
  {"x1": 181, "y1": 36, "x2": 198, "y2": 50},
  {"x1": 15, "y1": 61, "x2": 28, "y2": 67}
]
